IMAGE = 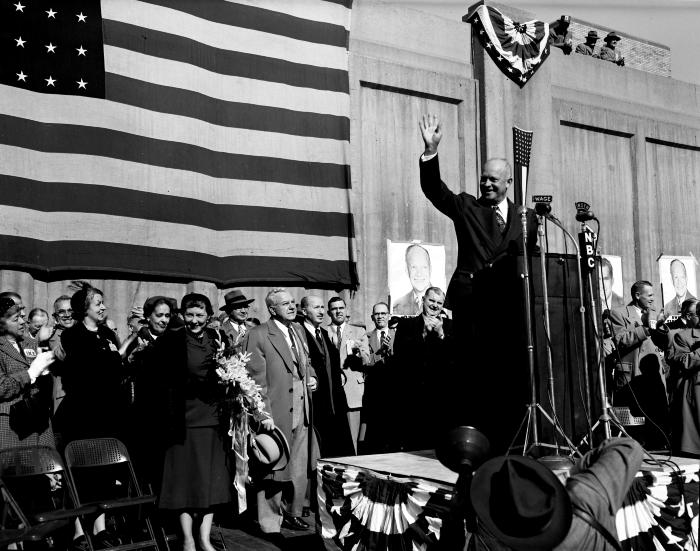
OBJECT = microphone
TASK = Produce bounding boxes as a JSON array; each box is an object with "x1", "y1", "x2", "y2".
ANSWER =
[
  {"x1": 534, "y1": 203, "x2": 552, "y2": 216},
  {"x1": 575, "y1": 210, "x2": 596, "y2": 222}
]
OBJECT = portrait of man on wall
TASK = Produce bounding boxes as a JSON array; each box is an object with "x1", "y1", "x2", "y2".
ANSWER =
[
  {"x1": 387, "y1": 241, "x2": 446, "y2": 316},
  {"x1": 658, "y1": 256, "x2": 697, "y2": 316}
]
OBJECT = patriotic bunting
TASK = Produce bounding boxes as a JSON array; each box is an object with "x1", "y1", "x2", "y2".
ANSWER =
[
  {"x1": 616, "y1": 461, "x2": 699, "y2": 550},
  {"x1": 318, "y1": 462, "x2": 453, "y2": 550},
  {"x1": 0, "y1": 0, "x2": 357, "y2": 288},
  {"x1": 466, "y1": 5, "x2": 553, "y2": 88}
]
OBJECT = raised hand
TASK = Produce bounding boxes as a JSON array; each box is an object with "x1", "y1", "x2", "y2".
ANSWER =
[
  {"x1": 28, "y1": 350, "x2": 55, "y2": 379},
  {"x1": 419, "y1": 114, "x2": 442, "y2": 155}
]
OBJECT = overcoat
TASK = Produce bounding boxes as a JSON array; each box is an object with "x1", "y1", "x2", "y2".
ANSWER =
[
  {"x1": 0, "y1": 335, "x2": 54, "y2": 449},
  {"x1": 244, "y1": 320, "x2": 317, "y2": 481}
]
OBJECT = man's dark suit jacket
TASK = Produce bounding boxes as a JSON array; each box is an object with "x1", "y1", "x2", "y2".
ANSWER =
[
  {"x1": 391, "y1": 314, "x2": 454, "y2": 452},
  {"x1": 420, "y1": 154, "x2": 537, "y2": 453},
  {"x1": 302, "y1": 325, "x2": 354, "y2": 458},
  {"x1": 419, "y1": 154, "x2": 538, "y2": 317}
]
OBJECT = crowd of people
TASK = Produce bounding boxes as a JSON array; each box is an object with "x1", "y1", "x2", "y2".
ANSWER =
[
  {"x1": 0, "y1": 278, "x2": 462, "y2": 548},
  {"x1": 0, "y1": 112, "x2": 684, "y2": 551}
]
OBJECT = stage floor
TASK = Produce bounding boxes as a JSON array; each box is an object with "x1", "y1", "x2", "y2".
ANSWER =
[{"x1": 322, "y1": 450, "x2": 457, "y2": 485}]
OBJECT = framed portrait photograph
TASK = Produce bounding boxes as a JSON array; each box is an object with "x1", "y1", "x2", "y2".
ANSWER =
[
  {"x1": 387, "y1": 240, "x2": 446, "y2": 316},
  {"x1": 599, "y1": 254, "x2": 625, "y2": 311},
  {"x1": 658, "y1": 255, "x2": 697, "y2": 316}
]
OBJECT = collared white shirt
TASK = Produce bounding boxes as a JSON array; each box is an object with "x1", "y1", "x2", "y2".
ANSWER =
[
  {"x1": 330, "y1": 322, "x2": 345, "y2": 347},
  {"x1": 303, "y1": 321, "x2": 318, "y2": 338},
  {"x1": 493, "y1": 197, "x2": 508, "y2": 221},
  {"x1": 273, "y1": 318, "x2": 295, "y2": 350}
]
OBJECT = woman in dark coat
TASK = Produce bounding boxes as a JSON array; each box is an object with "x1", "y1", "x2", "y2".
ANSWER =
[
  {"x1": 126, "y1": 296, "x2": 172, "y2": 489},
  {"x1": 55, "y1": 282, "x2": 125, "y2": 549},
  {"x1": 152, "y1": 293, "x2": 230, "y2": 551},
  {"x1": 0, "y1": 298, "x2": 56, "y2": 449},
  {"x1": 55, "y1": 283, "x2": 124, "y2": 444}
]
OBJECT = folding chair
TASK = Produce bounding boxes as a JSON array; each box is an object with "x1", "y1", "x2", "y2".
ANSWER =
[
  {"x1": 0, "y1": 446, "x2": 97, "y2": 548},
  {"x1": 64, "y1": 438, "x2": 160, "y2": 551}
]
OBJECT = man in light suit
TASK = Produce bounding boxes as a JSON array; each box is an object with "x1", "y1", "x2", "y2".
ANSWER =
[
  {"x1": 609, "y1": 280, "x2": 669, "y2": 447},
  {"x1": 326, "y1": 297, "x2": 370, "y2": 452},
  {"x1": 219, "y1": 289, "x2": 255, "y2": 351},
  {"x1": 244, "y1": 289, "x2": 318, "y2": 539}
]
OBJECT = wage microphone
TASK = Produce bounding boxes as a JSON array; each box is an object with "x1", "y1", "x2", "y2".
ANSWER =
[
  {"x1": 575, "y1": 210, "x2": 596, "y2": 222},
  {"x1": 534, "y1": 202, "x2": 552, "y2": 216}
]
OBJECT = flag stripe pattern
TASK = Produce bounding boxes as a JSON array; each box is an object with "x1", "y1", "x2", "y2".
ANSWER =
[
  {"x1": 467, "y1": 5, "x2": 552, "y2": 88},
  {"x1": 0, "y1": 0, "x2": 356, "y2": 288}
]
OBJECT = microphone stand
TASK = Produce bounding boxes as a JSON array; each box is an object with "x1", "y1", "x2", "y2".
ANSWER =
[
  {"x1": 543, "y1": 215, "x2": 594, "y2": 447},
  {"x1": 508, "y1": 209, "x2": 581, "y2": 457}
]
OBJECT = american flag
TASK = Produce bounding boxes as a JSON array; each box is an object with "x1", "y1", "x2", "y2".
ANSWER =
[
  {"x1": 0, "y1": 0, "x2": 357, "y2": 288},
  {"x1": 512, "y1": 126, "x2": 533, "y2": 206}
]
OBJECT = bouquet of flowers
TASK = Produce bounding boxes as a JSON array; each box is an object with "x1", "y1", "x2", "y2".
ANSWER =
[{"x1": 215, "y1": 350, "x2": 270, "y2": 512}]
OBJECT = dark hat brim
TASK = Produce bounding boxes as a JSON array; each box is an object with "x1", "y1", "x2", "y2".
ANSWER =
[
  {"x1": 470, "y1": 455, "x2": 572, "y2": 550},
  {"x1": 219, "y1": 299, "x2": 255, "y2": 311}
]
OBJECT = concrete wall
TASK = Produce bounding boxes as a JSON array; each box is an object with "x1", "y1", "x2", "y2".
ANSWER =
[{"x1": 474, "y1": 2, "x2": 700, "y2": 304}]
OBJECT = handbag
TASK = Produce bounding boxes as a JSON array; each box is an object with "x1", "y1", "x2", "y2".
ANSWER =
[{"x1": 9, "y1": 390, "x2": 50, "y2": 441}]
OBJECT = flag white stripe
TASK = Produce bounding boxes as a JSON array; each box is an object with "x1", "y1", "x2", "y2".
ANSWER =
[
  {"x1": 1, "y1": 86, "x2": 348, "y2": 165},
  {"x1": 0, "y1": 145, "x2": 350, "y2": 214},
  {"x1": 102, "y1": 0, "x2": 349, "y2": 71},
  {"x1": 225, "y1": 0, "x2": 351, "y2": 29},
  {"x1": 5, "y1": 206, "x2": 350, "y2": 260},
  {"x1": 104, "y1": 46, "x2": 350, "y2": 118}
]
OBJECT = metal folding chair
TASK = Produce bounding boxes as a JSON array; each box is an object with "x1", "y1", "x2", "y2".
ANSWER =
[
  {"x1": 0, "y1": 445, "x2": 98, "y2": 548},
  {"x1": 64, "y1": 438, "x2": 160, "y2": 551}
]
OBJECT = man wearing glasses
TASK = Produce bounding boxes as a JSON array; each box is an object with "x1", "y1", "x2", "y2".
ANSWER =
[
  {"x1": 360, "y1": 303, "x2": 395, "y2": 453},
  {"x1": 48, "y1": 295, "x2": 74, "y2": 416}
]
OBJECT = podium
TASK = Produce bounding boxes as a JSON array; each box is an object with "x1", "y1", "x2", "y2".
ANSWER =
[{"x1": 528, "y1": 253, "x2": 602, "y2": 447}]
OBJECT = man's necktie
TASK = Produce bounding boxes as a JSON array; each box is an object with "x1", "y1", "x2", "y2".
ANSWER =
[
  {"x1": 380, "y1": 330, "x2": 386, "y2": 349},
  {"x1": 493, "y1": 205, "x2": 506, "y2": 235},
  {"x1": 335, "y1": 325, "x2": 342, "y2": 350},
  {"x1": 288, "y1": 328, "x2": 302, "y2": 376},
  {"x1": 238, "y1": 323, "x2": 246, "y2": 337},
  {"x1": 315, "y1": 328, "x2": 326, "y2": 357}
]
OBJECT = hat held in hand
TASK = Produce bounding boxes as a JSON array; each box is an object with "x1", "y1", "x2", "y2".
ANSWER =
[{"x1": 249, "y1": 425, "x2": 290, "y2": 471}]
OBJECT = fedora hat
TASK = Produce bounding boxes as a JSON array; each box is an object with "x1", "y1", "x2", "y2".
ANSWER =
[
  {"x1": 249, "y1": 426, "x2": 290, "y2": 471},
  {"x1": 470, "y1": 455, "x2": 572, "y2": 550},
  {"x1": 586, "y1": 30, "x2": 599, "y2": 40},
  {"x1": 220, "y1": 289, "x2": 254, "y2": 312},
  {"x1": 604, "y1": 31, "x2": 621, "y2": 43}
]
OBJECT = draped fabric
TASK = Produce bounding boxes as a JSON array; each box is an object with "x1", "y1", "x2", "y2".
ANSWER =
[
  {"x1": 0, "y1": 0, "x2": 357, "y2": 289},
  {"x1": 466, "y1": 5, "x2": 552, "y2": 88},
  {"x1": 318, "y1": 462, "x2": 453, "y2": 551},
  {"x1": 617, "y1": 461, "x2": 699, "y2": 550}
]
